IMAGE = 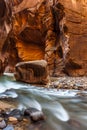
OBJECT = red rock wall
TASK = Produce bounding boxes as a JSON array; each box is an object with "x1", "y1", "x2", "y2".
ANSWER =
[
  {"x1": 0, "y1": 0, "x2": 87, "y2": 76},
  {"x1": 59, "y1": 0, "x2": 87, "y2": 76}
]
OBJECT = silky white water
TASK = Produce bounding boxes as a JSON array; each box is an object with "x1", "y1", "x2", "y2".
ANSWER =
[{"x1": 0, "y1": 73, "x2": 87, "y2": 130}]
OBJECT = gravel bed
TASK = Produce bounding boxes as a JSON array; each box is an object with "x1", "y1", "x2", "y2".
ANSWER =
[{"x1": 50, "y1": 76, "x2": 87, "y2": 90}]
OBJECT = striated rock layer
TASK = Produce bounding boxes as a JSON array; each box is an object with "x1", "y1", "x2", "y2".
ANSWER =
[
  {"x1": 1, "y1": 0, "x2": 69, "y2": 77},
  {"x1": 0, "y1": 0, "x2": 87, "y2": 78},
  {"x1": 14, "y1": 60, "x2": 49, "y2": 84},
  {"x1": 59, "y1": 0, "x2": 87, "y2": 76}
]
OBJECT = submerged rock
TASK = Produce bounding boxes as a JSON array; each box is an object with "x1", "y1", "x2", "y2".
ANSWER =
[
  {"x1": 24, "y1": 108, "x2": 45, "y2": 122},
  {"x1": 30, "y1": 111, "x2": 45, "y2": 122},
  {"x1": 0, "y1": 110, "x2": 8, "y2": 118},
  {"x1": 14, "y1": 60, "x2": 49, "y2": 84},
  {"x1": 8, "y1": 109, "x2": 23, "y2": 122},
  {"x1": 0, "y1": 107, "x2": 45, "y2": 130}
]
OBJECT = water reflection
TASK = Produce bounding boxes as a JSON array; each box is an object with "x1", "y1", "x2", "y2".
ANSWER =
[{"x1": 0, "y1": 74, "x2": 87, "y2": 130}]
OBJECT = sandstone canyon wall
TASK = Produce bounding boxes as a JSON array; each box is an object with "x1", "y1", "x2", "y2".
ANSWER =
[
  {"x1": 59, "y1": 0, "x2": 87, "y2": 76},
  {"x1": 0, "y1": 0, "x2": 87, "y2": 77}
]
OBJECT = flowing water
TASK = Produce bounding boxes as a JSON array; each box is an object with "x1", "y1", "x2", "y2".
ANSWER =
[{"x1": 0, "y1": 74, "x2": 87, "y2": 130}]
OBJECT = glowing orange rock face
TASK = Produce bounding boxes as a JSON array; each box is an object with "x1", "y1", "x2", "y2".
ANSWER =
[
  {"x1": 16, "y1": 41, "x2": 44, "y2": 61},
  {"x1": 0, "y1": 0, "x2": 69, "y2": 77},
  {"x1": 13, "y1": 1, "x2": 46, "y2": 62}
]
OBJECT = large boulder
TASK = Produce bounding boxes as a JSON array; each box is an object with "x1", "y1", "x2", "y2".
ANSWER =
[{"x1": 14, "y1": 60, "x2": 49, "y2": 84}]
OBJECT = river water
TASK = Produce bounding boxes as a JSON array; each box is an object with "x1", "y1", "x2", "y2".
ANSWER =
[{"x1": 0, "y1": 74, "x2": 87, "y2": 130}]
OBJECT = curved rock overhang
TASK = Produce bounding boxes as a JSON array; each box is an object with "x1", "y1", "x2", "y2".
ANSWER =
[{"x1": 2, "y1": 0, "x2": 87, "y2": 78}]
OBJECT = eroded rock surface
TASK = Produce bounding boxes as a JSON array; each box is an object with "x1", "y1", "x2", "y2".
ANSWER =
[
  {"x1": 14, "y1": 60, "x2": 49, "y2": 84},
  {"x1": 0, "y1": 0, "x2": 69, "y2": 78},
  {"x1": 0, "y1": 0, "x2": 87, "y2": 77},
  {"x1": 59, "y1": 0, "x2": 87, "y2": 76}
]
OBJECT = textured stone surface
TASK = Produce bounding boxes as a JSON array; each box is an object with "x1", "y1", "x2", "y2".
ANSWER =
[
  {"x1": 50, "y1": 76, "x2": 87, "y2": 90},
  {"x1": 59, "y1": 0, "x2": 87, "y2": 76},
  {"x1": 14, "y1": 60, "x2": 49, "y2": 84},
  {"x1": 0, "y1": 0, "x2": 87, "y2": 77},
  {"x1": 0, "y1": 0, "x2": 12, "y2": 52},
  {"x1": 0, "y1": 0, "x2": 12, "y2": 74},
  {"x1": 3, "y1": 0, "x2": 68, "y2": 77}
]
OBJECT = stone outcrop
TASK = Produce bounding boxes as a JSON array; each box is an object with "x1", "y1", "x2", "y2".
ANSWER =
[
  {"x1": 12, "y1": 0, "x2": 69, "y2": 77},
  {"x1": 59, "y1": 0, "x2": 87, "y2": 76},
  {"x1": 1, "y1": 0, "x2": 69, "y2": 78},
  {"x1": 0, "y1": 0, "x2": 12, "y2": 51},
  {"x1": 14, "y1": 60, "x2": 49, "y2": 84},
  {"x1": 0, "y1": 0, "x2": 12, "y2": 74},
  {"x1": 0, "y1": 0, "x2": 87, "y2": 78}
]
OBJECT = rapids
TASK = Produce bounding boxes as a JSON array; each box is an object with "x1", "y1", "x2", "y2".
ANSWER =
[{"x1": 0, "y1": 73, "x2": 87, "y2": 130}]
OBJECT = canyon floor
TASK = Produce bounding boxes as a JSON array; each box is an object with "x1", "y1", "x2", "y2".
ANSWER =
[{"x1": 51, "y1": 76, "x2": 87, "y2": 90}]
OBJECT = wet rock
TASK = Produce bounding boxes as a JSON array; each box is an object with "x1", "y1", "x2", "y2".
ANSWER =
[
  {"x1": 8, "y1": 109, "x2": 23, "y2": 121},
  {"x1": 24, "y1": 108, "x2": 45, "y2": 122},
  {"x1": 3, "y1": 125, "x2": 14, "y2": 130},
  {"x1": 24, "y1": 108, "x2": 41, "y2": 116},
  {"x1": 9, "y1": 109, "x2": 21, "y2": 116},
  {"x1": 30, "y1": 111, "x2": 45, "y2": 122},
  {"x1": 0, "y1": 110, "x2": 8, "y2": 118},
  {"x1": 0, "y1": 120, "x2": 7, "y2": 129},
  {"x1": 68, "y1": 119, "x2": 81, "y2": 128},
  {"x1": 14, "y1": 60, "x2": 49, "y2": 85},
  {"x1": 8, "y1": 117, "x2": 18, "y2": 124},
  {"x1": 23, "y1": 118, "x2": 31, "y2": 123}
]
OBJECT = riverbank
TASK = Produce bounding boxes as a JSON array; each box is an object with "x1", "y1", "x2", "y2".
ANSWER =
[
  {"x1": 0, "y1": 100, "x2": 15, "y2": 111},
  {"x1": 0, "y1": 99, "x2": 45, "y2": 130},
  {"x1": 51, "y1": 76, "x2": 87, "y2": 90},
  {"x1": 0, "y1": 75, "x2": 87, "y2": 130}
]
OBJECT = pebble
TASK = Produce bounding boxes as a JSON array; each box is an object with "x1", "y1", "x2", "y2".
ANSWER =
[
  {"x1": 0, "y1": 107, "x2": 45, "y2": 127},
  {"x1": 9, "y1": 109, "x2": 23, "y2": 121},
  {"x1": 51, "y1": 76, "x2": 87, "y2": 90},
  {"x1": 30, "y1": 111, "x2": 45, "y2": 122},
  {"x1": 0, "y1": 120, "x2": 7, "y2": 129},
  {"x1": 8, "y1": 117, "x2": 18, "y2": 123},
  {"x1": 24, "y1": 108, "x2": 45, "y2": 122}
]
